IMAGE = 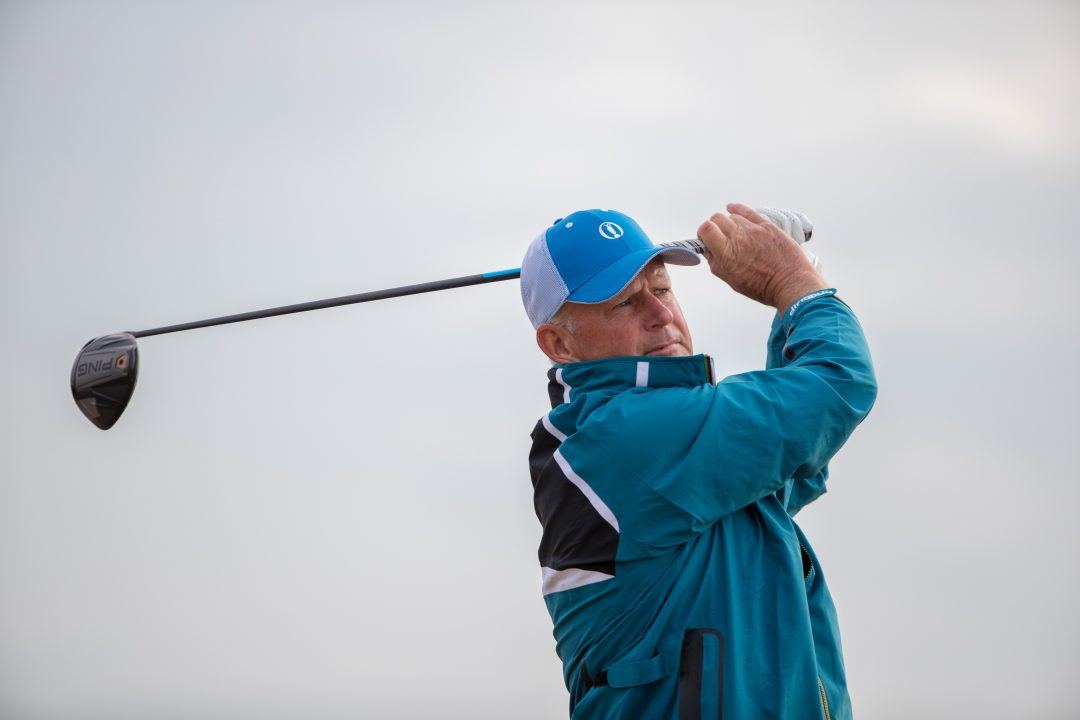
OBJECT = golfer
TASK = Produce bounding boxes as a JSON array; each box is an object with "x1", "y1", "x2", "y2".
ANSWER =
[{"x1": 520, "y1": 204, "x2": 877, "y2": 719}]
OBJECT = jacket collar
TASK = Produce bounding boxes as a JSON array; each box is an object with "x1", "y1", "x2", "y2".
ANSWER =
[{"x1": 545, "y1": 354, "x2": 716, "y2": 409}]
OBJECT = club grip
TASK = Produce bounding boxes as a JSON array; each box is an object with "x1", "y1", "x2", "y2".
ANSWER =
[{"x1": 658, "y1": 239, "x2": 707, "y2": 254}]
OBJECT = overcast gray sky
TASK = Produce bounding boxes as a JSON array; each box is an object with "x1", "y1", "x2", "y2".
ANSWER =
[{"x1": 1, "y1": 1, "x2": 1078, "y2": 718}]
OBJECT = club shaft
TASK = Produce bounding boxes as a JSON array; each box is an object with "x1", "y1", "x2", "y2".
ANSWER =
[
  {"x1": 128, "y1": 239, "x2": 705, "y2": 339},
  {"x1": 131, "y1": 268, "x2": 522, "y2": 338}
]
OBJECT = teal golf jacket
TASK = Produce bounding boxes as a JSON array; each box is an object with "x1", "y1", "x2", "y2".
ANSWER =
[{"x1": 527, "y1": 290, "x2": 877, "y2": 719}]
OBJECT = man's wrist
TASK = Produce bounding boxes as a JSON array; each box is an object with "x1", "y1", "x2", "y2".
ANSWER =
[
  {"x1": 773, "y1": 271, "x2": 829, "y2": 315},
  {"x1": 783, "y1": 287, "x2": 838, "y2": 321}
]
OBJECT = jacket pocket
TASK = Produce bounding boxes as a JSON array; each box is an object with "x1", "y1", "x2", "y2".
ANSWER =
[{"x1": 678, "y1": 627, "x2": 724, "y2": 720}]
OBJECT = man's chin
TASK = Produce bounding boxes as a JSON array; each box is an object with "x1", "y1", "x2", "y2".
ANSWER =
[{"x1": 645, "y1": 342, "x2": 690, "y2": 357}]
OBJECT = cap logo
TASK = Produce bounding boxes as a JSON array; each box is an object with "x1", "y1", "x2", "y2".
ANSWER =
[{"x1": 598, "y1": 222, "x2": 623, "y2": 239}]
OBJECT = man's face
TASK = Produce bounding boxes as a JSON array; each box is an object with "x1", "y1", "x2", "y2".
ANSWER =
[{"x1": 537, "y1": 260, "x2": 694, "y2": 363}]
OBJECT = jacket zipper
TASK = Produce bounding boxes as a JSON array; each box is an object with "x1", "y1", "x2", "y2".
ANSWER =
[
  {"x1": 803, "y1": 543, "x2": 829, "y2": 719},
  {"x1": 818, "y1": 677, "x2": 831, "y2": 720}
]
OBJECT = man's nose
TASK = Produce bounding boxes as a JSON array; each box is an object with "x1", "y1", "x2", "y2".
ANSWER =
[{"x1": 643, "y1": 293, "x2": 674, "y2": 329}]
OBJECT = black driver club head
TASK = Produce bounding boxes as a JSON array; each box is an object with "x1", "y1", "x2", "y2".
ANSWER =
[{"x1": 70, "y1": 333, "x2": 139, "y2": 430}]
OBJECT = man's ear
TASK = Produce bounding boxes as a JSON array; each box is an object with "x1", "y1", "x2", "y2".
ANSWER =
[{"x1": 536, "y1": 323, "x2": 577, "y2": 365}]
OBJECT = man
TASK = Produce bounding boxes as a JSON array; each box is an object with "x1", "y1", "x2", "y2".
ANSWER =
[{"x1": 520, "y1": 204, "x2": 877, "y2": 719}]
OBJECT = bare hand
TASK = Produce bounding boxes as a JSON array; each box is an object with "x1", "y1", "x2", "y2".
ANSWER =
[{"x1": 697, "y1": 203, "x2": 828, "y2": 314}]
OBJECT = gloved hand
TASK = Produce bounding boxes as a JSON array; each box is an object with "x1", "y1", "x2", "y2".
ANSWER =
[
  {"x1": 756, "y1": 207, "x2": 823, "y2": 273},
  {"x1": 756, "y1": 211, "x2": 820, "y2": 276}
]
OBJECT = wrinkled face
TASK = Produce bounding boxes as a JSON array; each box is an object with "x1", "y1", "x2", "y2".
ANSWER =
[{"x1": 537, "y1": 260, "x2": 694, "y2": 363}]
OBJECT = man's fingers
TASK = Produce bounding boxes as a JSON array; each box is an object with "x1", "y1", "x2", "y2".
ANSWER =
[
  {"x1": 729, "y1": 213, "x2": 758, "y2": 230},
  {"x1": 697, "y1": 217, "x2": 731, "y2": 261},
  {"x1": 727, "y1": 203, "x2": 771, "y2": 226},
  {"x1": 707, "y1": 212, "x2": 738, "y2": 238},
  {"x1": 697, "y1": 219, "x2": 723, "y2": 248}
]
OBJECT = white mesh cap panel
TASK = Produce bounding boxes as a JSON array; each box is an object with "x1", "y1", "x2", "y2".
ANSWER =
[{"x1": 520, "y1": 231, "x2": 570, "y2": 329}]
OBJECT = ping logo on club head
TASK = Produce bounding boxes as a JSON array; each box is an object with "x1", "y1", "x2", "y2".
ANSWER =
[
  {"x1": 77, "y1": 356, "x2": 115, "y2": 378},
  {"x1": 598, "y1": 222, "x2": 623, "y2": 240}
]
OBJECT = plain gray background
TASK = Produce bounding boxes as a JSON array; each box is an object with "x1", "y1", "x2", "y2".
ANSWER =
[{"x1": 2, "y1": 1, "x2": 1078, "y2": 718}]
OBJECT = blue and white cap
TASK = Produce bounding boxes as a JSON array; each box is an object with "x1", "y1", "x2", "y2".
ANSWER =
[{"x1": 520, "y1": 209, "x2": 700, "y2": 329}]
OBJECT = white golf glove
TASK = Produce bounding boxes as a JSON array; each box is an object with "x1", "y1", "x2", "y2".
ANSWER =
[{"x1": 756, "y1": 207, "x2": 823, "y2": 273}]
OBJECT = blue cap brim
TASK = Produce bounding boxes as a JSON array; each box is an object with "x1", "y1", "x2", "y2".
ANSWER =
[{"x1": 566, "y1": 246, "x2": 700, "y2": 304}]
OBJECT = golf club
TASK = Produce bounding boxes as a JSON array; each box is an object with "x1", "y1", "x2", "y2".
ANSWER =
[
  {"x1": 70, "y1": 265, "x2": 527, "y2": 431},
  {"x1": 71, "y1": 210, "x2": 813, "y2": 431}
]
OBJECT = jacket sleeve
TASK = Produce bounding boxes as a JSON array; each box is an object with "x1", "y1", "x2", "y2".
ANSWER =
[
  {"x1": 765, "y1": 306, "x2": 828, "y2": 516},
  {"x1": 576, "y1": 291, "x2": 877, "y2": 544}
]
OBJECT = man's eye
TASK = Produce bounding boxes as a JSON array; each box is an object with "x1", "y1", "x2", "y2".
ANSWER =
[
  {"x1": 655, "y1": 288, "x2": 670, "y2": 295},
  {"x1": 615, "y1": 299, "x2": 632, "y2": 308}
]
